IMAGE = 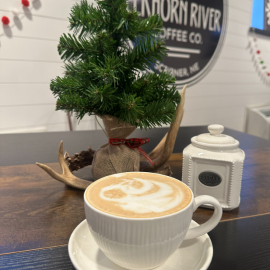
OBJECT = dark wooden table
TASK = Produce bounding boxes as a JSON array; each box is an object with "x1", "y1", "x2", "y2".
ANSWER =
[{"x1": 1, "y1": 126, "x2": 270, "y2": 269}]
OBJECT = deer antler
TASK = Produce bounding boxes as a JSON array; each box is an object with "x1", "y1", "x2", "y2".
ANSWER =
[
  {"x1": 36, "y1": 141, "x2": 91, "y2": 190},
  {"x1": 140, "y1": 84, "x2": 187, "y2": 172}
]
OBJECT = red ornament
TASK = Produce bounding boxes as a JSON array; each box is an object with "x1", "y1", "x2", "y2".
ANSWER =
[
  {"x1": 22, "y1": 0, "x2": 30, "y2": 7},
  {"x1": 257, "y1": 50, "x2": 261, "y2": 54},
  {"x1": 1, "y1": 16, "x2": 10, "y2": 25},
  {"x1": 268, "y1": 73, "x2": 270, "y2": 77}
]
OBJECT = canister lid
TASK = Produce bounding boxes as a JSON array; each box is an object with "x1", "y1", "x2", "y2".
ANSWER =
[{"x1": 191, "y1": 124, "x2": 239, "y2": 150}]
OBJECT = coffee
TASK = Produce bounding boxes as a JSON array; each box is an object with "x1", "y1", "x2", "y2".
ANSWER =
[{"x1": 85, "y1": 172, "x2": 192, "y2": 218}]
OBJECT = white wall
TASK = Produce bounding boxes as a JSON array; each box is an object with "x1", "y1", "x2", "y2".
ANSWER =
[
  {"x1": 0, "y1": 0, "x2": 95, "y2": 133},
  {"x1": 182, "y1": 0, "x2": 270, "y2": 131},
  {"x1": 0, "y1": 0, "x2": 269, "y2": 133}
]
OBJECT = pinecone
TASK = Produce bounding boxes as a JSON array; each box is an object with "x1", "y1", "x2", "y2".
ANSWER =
[{"x1": 64, "y1": 147, "x2": 95, "y2": 172}]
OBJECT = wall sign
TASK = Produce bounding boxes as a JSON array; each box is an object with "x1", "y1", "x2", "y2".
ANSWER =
[
  {"x1": 130, "y1": 0, "x2": 228, "y2": 87},
  {"x1": 198, "y1": 171, "x2": 222, "y2": 187}
]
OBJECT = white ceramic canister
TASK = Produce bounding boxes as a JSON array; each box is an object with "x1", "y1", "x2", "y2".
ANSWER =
[{"x1": 182, "y1": 124, "x2": 245, "y2": 211}]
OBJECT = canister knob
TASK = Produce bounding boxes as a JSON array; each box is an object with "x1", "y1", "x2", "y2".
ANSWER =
[
  {"x1": 194, "y1": 124, "x2": 238, "y2": 149},
  {"x1": 208, "y1": 124, "x2": 224, "y2": 136}
]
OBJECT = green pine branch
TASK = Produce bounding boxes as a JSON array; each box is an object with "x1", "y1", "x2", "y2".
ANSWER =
[
  {"x1": 58, "y1": 32, "x2": 116, "y2": 62},
  {"x1": 125, "y1": 36, "x2": 167, "y2": 72},
  {"x1": 69, "y1": 0, "x2": 107, "y2": 37},
  {"x1": 127, "y1": 13, "x2": 164, "y2": 42},
  {"x1": 140, "y1": 100, "x2": 177, "y2": 129},
  {"x1": 50, "y1": 76, "x2": 86, "y2": 97},
  {"x1": 131, "y1": 71, "x2": 179, "y2": 103},
  {"x1": 116, "y1": 93, "x2": 144, "y2": 125}
]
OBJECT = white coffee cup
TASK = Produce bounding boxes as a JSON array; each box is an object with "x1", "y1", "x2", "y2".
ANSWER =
[{"x1": 84, "y1": 173, "x2": 222, "y2": 270}]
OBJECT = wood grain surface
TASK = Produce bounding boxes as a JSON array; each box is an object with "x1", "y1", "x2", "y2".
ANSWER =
[
  {"x1": 1, "y1": 146, "x2": 270, "y2": 255},
  {"x1": 1, "y1": 214, "x2": 270, "y2": 270},
  {"x1": 0, "y1": 162, "x2": 85, "y2": 254}
]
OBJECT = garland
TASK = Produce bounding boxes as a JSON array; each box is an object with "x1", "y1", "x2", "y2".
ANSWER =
[
  {"x1": 1, "y1": 0, "x2": 31, "y2": 25},
  {"x1": 248, "y1": 33, "x2": 270, "y2": 87}
]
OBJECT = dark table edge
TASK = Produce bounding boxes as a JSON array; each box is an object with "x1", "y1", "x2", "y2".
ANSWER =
[{"x1": 1, "y1": 125, "x2": 269, "y2": 167}]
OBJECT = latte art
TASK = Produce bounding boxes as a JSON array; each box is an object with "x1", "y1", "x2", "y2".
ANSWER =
[
  {"x1": 86, "y1": 172, "x2": 192, "y2": 218},
  {"x1": 100, "y1": 178, "x2": 183, "y2": 214}
]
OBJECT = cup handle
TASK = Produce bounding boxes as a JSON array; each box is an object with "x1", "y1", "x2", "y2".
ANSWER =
[{"x1": 184, "y1": 195, "x2": 223, "y2": 240}]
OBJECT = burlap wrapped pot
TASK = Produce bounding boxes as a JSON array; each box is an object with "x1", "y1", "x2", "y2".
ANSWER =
[{"x1": 91, "y1": 115, "x2": 140, "y2": 180}]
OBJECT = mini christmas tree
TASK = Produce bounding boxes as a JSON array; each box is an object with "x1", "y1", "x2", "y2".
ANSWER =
[
  {"x1": 50, "y1": 0, "x2": 181, "y2": 130},
  {"x1": 37, "y1": 0, "x2": 187, "y2": 186}
]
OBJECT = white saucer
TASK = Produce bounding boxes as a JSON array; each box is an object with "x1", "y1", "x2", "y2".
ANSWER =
[{"x1": 68, "y1": 219, "x2": 213, "y2": 270}]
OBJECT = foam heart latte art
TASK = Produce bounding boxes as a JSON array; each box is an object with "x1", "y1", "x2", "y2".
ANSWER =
[{"x1": 85, "y1": 172, "x2": 192, "y2": 218}]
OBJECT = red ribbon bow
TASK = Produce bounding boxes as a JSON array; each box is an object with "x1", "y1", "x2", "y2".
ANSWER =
[{"x1": 109, "y1": 138, "x2": 155, "y2": 165}]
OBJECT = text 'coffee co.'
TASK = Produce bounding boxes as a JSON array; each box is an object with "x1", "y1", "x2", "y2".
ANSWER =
[{"x1": 130, "y1": 0, "x2": 227, "y2": 86}]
